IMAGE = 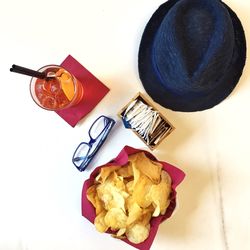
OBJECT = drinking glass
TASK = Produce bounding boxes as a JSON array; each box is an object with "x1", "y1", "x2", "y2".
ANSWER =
[{"x1": 30, "y1": 65, "x2": 84, "y2": 111}]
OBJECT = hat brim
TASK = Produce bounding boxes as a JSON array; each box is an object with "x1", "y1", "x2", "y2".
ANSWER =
[{"x1": 138, "y1": 0, "x2": 246, "y2": 112}]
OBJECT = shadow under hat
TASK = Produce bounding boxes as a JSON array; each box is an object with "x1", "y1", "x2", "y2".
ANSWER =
[{"x1": 138, "y1": 0, "x2": 246, "y2": 112}]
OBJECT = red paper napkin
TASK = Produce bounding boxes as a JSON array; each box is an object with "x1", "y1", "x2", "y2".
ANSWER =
[
  {"x1": 82, "y1": 146, "x2": 185, "y2": 250},
  {"x1": 56, "y1": 55, "x2": 110, "y2": 127}
]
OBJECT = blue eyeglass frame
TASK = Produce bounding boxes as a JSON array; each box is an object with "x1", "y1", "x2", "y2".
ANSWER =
[{"x1": 72, "y1": 115, "x2": 116, "y2": 172}]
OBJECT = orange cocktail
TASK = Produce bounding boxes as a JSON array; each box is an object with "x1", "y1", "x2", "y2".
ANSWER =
[{"x1": 30, "y1": 65, "x2": 83, "y2": 111}]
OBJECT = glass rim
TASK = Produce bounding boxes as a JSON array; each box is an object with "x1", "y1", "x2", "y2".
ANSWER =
[{"x1": 29, "y1": 64, "x2": 79, "y2": 111}]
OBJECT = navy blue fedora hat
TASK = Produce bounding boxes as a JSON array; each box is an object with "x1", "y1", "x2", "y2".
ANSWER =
[{"x1": 138, "y1": 0, "x2": 246, "y2": 112}]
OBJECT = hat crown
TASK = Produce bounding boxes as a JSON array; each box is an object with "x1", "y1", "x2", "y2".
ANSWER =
[{"x1": 153, "y1": 0, "x2": 234, "y2": 97}]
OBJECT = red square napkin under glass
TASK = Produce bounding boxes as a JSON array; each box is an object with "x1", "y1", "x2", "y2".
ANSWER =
[{"x1": 56, "y1": 55, "x2": 110, "y2": 127}]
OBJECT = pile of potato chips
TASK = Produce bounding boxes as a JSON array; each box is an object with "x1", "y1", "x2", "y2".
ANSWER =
[{"x1": 86, "y1": 152, "x2": 172, "y2": 244}]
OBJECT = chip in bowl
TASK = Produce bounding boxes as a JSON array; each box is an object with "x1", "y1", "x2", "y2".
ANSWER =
[
  {"x1": 82, "y1": 146, "x2": 185, "y2": 250},
  {"x1": 86, "y1": 152, "x2": 172, "y2": 244}
]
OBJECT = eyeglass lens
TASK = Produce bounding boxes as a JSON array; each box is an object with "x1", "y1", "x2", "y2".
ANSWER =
[
  {"x1": 89, "y1": 116, "x2": 109, "y2": 140},
  {"x1": 88, "y1": 117, "x2": 113, "y2": 155},
  {"x1": 73, "y1": 142, "x2": 91, "y2": 168}
]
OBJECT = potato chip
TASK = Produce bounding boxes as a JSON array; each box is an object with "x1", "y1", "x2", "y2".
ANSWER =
[
  {"x1": 113, "y1": 175, "x2": 126, "y2": 191},
  {"x1": 131, "y1": 161, "x2": 141, "y2": 188},
  {"x1": 95, "y1": 165, "x2": 121, "y2": 183},
  {"x1": 116, "y1": 228, "x2": 126, "y2": 237},
  {"x1": 132, "y1": 175, "x2": 153, "y2": 208},
  {"x1": 111, "y1": 231, "x2": 126, "y2": 239},
  {"x1": 86, "y1": 185, "x2": 104, "y2": 215},
  {"x1": 130, "y1": 152, "x2": 162, "y2": 184},
  {"x1": 97, "y1": 181, "x2": 128, "y2": 212},
  {"x1": 126, "y1": 223, "x2": 150, "y2": 244},
  {"x1": 94, "y1": 211, "x2": 108, "y2": 233},
  {"x1": 126, "y1": 202, "x2": 142, "y2": 226},
  {"x1": 98, "y1": 172, "x2": 128, "y2": 206},
  {"x1": 140, "y1": 206, "x2": 154, "y2": 225},
  {"x1": 94, "y1": 194, "x2": 105, "y2": 215},
  {"x1": 104, "y1": 208, "x2": 127, "y2": 230},
  {"x1": 117, "y1": 162, "x2": 133, "y2": 178},
  {"x1": 148, "y1": 171, "x2": 171, "y2": 217},
  {"x1": 125, "y1": 195, "x2": 134, "y2": 211},
  {"x1": 110, "y1": 190, "x2": 127, "y2": 212},
  {"x1": 127, "y1": 152, "x2": 138, "y2": 162},
  {"x1": 86, "y1": 152, "x2": 172, "y2": 244},
  {"x1": 125, "y1": 180, "x2": 134, "y2": 194},
  {"x1": 86, "y1": 185, "x2": 97, "y2": 208}
]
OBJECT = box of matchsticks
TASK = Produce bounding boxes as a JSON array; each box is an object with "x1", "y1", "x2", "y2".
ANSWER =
[{"x1": 118, "y1": 92, "x2": 175, "y2": 150}]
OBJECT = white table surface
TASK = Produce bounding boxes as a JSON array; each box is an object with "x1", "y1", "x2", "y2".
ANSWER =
[{"x1": 0, "y1": 0, "x2": 250, "y2": 249}]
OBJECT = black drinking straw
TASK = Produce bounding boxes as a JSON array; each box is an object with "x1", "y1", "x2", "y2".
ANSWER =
[{"x1": 10, "y1": 64, "x2": 47, "y2": 79}]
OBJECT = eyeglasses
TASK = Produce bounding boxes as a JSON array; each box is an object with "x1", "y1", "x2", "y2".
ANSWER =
[{"x1": 72, "y1": 115, "x2": 116, "y2": 171}]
